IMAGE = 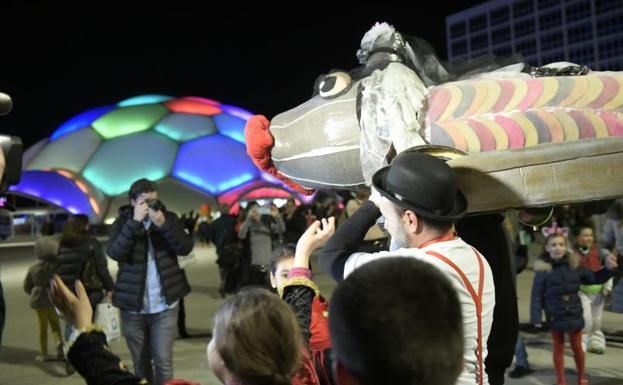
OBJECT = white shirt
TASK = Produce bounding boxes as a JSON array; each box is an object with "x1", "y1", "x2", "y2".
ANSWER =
[
  {"x1": 139, "y1": 220, "x2": 178, "y2": 314},
  {"x1": 344, "y1": 237, "x2": 495, "y2": 385}
]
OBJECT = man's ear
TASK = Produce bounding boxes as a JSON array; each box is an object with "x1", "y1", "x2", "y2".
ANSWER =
[
  {"x1": 404, "y1": 210, "x2": 420, "y2": 234},
  {"x1": 332, "y1": 359, "x2": 360, "y2": 385},
  {"x1": 269, "y1": 272, "x2": 277, "y2": 289}
]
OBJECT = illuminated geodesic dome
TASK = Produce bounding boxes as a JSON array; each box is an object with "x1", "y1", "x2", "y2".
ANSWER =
[{"x1": 13, "y1": 94, "x2": 303, "y2": 223}]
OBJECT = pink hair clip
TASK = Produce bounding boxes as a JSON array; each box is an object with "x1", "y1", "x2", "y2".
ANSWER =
[{"x1": 541, "y1": 220, "x2": 569, "y2": 238}]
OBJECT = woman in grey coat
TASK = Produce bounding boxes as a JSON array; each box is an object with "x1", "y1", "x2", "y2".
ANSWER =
[{"x1": 238, "y1": 203, "x2": 285, "y2": 286}]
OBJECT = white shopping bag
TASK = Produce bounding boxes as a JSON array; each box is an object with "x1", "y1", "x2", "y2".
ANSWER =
[
  {"x1": 177, "y1": 252, "x2": 197, "y2": 269},
  {"x1": 94, "y1": 302, "x2": 121, "y2": 342}
]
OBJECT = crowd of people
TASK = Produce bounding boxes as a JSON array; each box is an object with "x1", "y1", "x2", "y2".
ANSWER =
[{"x1": 18, "y1": 153, "x2": 623, "y2": 385}]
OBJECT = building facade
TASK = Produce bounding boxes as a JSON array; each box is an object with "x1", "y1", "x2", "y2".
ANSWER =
[{"x1": 446, "y1": 0, "x2": 623, "y2": 70}]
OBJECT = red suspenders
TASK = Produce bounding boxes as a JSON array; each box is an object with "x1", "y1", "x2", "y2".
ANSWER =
[{"x1": 426, "y1": 247, "x2": 485, "y2": 385}]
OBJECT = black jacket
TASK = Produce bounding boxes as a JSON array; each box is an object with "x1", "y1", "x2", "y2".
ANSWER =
[
  {"x1": 107, "y1": 205, "x2": 193, "y2": 311},
  {"x1": 319, "y1": 200, "x2": 381, "y2": 281},
  {"x1": 209, "y1": 214, "x2": 237, "y2": 256},
  {"x1": 57, "y1": 238, "x2": 113, "y2": 292}
]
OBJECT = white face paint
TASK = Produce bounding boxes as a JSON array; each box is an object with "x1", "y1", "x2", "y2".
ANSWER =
[{"x1": 377, "y1": 197, "x2": 409, "y2": 248}]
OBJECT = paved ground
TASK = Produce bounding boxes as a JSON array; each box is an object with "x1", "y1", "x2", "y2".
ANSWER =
[{"x1": 0, "y1": 242, "x2": 621, "y2": 385}]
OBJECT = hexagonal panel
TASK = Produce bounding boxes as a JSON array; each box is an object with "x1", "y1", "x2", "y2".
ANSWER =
[
  {"x1": 50, "y1": 105, "x2": 115, "y2": 140},
  {"x1": 212, "y1": 113, "x2": 246, "y2": 143},
  {"x1": 154, "y1": 113, "x2": 217, "y2": 142},
  {"x1": 221, "y1": 104, "x2": 253, "y2": 120},
  {"x1": 27, "y1": 127, "x2": 102, "y2": 173},
  {"x1": 217, "y1": 179, "x2": 265, "y2": 206},
  {"x1": 83, "y1": 131, "x2": 178, "y2": 196},
  {"x1": 92, "y1": 104, "x2": 169, "y2": 139},
  {"x1": 22, "y1": 138, "x2": 49, "y2": 167},
  {"x1": 118, "y1": 94, "x2": 173, "y2": 107},
  {"x1": 164, "y1": 98, "x2": 222, "y2": 115},
  {"x1": 10, "y1": 170, "x2": 95, "y2": 216},
  {"x1": 172, "y1": 135, "x2": 259, "y2": 195}
]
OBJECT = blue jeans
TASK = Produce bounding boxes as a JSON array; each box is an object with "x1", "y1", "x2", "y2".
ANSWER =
[
  {"x1": 514, "y1": 334, "x2": 529, "y2": 368},
  {"x1": 121, "y1": 306, "x2": 178, "y2": 385}
]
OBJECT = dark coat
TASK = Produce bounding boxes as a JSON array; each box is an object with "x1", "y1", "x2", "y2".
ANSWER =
[
  {"x1": 106, "y1": 205, "x2": 193, "y2": 311},
  {"x1": 531, "y1": 256, "x2": 614, "y2": 331},
  {"x1": 209, "y1": 214, "x2": 237, "y2": 257},
  {"x1": 57, "y1": 237, "x2": 114, "y2": 293},
  {"x1": 456, "y1": 214, "x2": 518, "y2": 384},
  {"x1": 56, "y1": 239, "x2": 93, "y2": 287}
]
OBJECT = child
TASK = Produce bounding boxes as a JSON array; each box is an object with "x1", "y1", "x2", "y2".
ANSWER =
[
  {"x1": 573, "y1": 225, "x2": 614, "y2": 354},
  {"x1": 270, "y1": 244, "x2": 334, "y2": 385},
  {"x1": 531, "y1": 231, "x2": 617, "y2": 385},
  {"x1": 23, "y1": 230, "x2": 64, "y2": 362}
]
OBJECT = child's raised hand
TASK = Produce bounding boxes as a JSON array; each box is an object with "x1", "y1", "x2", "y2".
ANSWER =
[
  {"x1": 295, "y1": 217, "x2": 335, "y2": 267},
  {"x1": 605, "y1": 254, "x2": 618, "y2": 270}
]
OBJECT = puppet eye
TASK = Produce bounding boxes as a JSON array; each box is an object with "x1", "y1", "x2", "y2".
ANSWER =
[{"x1": 318, "y1": 71, "x2": 352, "y2": 98}]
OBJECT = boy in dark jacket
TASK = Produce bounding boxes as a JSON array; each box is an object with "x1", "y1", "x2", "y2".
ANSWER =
[{"x1": 107, "y1": 178, "x2": 193, "y2": 385}]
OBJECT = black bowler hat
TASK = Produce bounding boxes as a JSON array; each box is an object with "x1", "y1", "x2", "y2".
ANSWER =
[{"x1": 371, "y1": 152, "x2": 468, "y2": 221}]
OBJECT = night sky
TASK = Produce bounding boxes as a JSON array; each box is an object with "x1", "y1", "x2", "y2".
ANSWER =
[{"x1": 0, "y1": 4, "x2": 484, "y2": 149}]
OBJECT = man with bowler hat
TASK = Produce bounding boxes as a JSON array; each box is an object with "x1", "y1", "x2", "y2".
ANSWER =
[{"x1": 319, "y1": 151, "x2": 495, "y2": 385}]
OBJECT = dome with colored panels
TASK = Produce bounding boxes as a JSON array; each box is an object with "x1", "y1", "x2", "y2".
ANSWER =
[{"x1": 13, "y1": 95, "x2": 302, "y2": 223}]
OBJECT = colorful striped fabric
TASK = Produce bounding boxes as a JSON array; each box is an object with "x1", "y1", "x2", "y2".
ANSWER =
[{"x1": 426, "y1": 73, "x2": 623, "y2": 153}]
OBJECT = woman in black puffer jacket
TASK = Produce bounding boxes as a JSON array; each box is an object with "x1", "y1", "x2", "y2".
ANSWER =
[{"x1": 56, "y1": 215, "x2": 114, "y2": 318}]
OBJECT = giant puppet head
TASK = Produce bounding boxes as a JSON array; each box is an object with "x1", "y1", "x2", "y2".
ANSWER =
[{"x1": 246, "y1": 22, "x2": 623, "y2": 214}]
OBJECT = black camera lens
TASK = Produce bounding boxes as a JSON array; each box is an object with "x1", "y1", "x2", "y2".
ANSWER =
[{"x1": 147, "y1": 199, "x2": 164, "y2": 211}]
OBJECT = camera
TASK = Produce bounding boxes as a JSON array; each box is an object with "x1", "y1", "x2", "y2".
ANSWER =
[
  {"x1": 146, "y1": 198, "x2": 165, "y2": 212},
  {"x1": 0, "y1": 93, "x2": 23, "y2": 193},
  {"x1": 0, "y1": 135, "x2": 23, "y2": 192},
  {"x1": 257, "y1": 206, "x2": 271, "y2": 215}
]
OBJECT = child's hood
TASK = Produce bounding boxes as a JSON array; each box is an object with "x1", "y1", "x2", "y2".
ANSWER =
[
  {"x1": 35, "y1": 234, "x2": 60, "y2": 262},
  {"x1": 534, "y1": 250, "x2": 580, "y2": 272},
  {"x1": 533, "y1": 257, "x2": 553, "y2": 272}
]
